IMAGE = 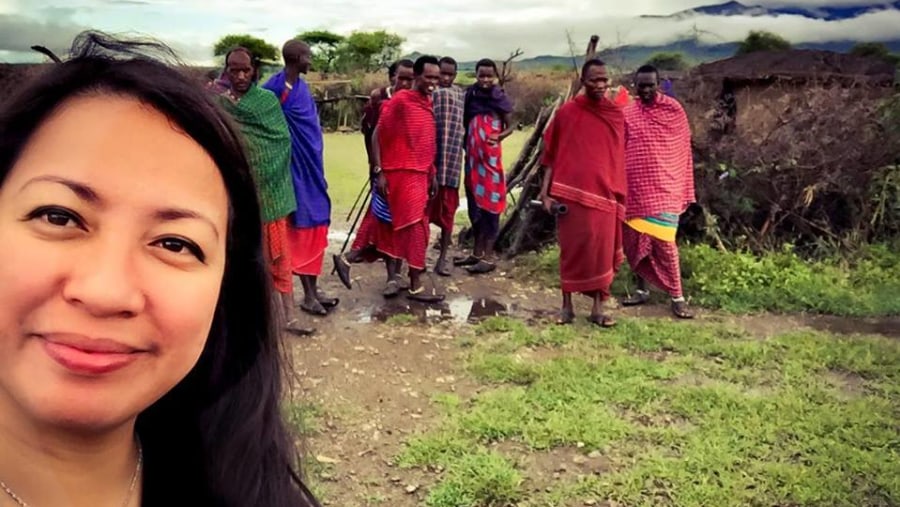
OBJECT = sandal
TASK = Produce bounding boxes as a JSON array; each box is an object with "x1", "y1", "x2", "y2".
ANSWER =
[
  {"x1": 621, "y1": 290, "x2": 650, "y2": 307},
  {"x1": 300, "y1": 300, "x2": 328, "y2": 316},
  {"x1": 453, "y1": 255, "x2": 480, "y2": 267},
  {"x1": 588, "y1": 314, "x2": 617, "y2": 328},
  {"x1": 556, "y1": 308, "x2": 575, "y2": 325},
  {"x1": 316, "y1": 292, "x2": 339, "y2": 309},
  {"x1": 406, "y1": 286, "x2": 445, "y2": 304},
  {"x1": 382, "y1": 280, "x2": 401, "y2": 299},
  {"x1": 466, "y1": 259, "x2": 496, "y2": 275},
  {"x1": 671, "y1": 300, "x2": 694, "y2": 320},
  {"x1": 435, "y1": 260, "x2": 452, "y2": 277},
  {"x1": 285, "y1": 319, "x2": 316, "y2": 337},
  {"x1": 333, "y1": 254, "x2": 352, "y2": 290}
]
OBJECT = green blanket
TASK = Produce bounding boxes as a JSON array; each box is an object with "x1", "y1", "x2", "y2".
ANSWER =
[{"x1": 220, "y1": 85, "x2": 295, "y2": 223}]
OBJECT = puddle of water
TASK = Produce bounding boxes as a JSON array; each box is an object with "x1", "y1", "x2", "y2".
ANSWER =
[
  {"x1": 357, "y1": 296, "x2": 511, "y2": 325},
  {"x1": 803, "y1": 315, "x2": 899, "y2": 339}
]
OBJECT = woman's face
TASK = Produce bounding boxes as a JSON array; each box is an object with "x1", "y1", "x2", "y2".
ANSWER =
[
  {"x1": 0, "y1": 95, "x2": 229, "y2": 431},
  {"x1": 476, "y1": 65, "x2": 497, "y2": 89}
]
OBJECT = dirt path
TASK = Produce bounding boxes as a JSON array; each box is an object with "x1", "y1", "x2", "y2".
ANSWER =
[{"x1": 287, "y1": 230, "x2": 898, "y2": 506}]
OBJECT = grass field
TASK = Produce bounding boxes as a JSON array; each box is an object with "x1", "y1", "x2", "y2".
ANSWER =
[
  {"x1": 323, "y1": 131, "x2": 529, "y2": 219},
  {"x1": 395, "y1": 317, "x2": 900, "y2": 507}
]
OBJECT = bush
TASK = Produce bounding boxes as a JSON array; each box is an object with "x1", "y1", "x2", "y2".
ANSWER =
[
  {"x1": 736, "y1": 30, "x2": 791, "y2": 55},
  {"x1": 503, "y1": 72, "x2": 569, "y2": 125}
]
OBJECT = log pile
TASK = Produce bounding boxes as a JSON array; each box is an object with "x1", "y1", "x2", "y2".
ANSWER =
[{"x1": 496, "y1": 35, "x2": 600, "y2": 256}]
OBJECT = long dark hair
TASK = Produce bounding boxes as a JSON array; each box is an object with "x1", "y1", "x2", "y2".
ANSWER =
[{"x1": 0, "y1": 32, "x2": 319, "y2": 507}]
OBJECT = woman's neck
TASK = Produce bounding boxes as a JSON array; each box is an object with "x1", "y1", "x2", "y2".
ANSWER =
[{"x1": 0, "y1": 397, "x2": 141, "y2": 507}]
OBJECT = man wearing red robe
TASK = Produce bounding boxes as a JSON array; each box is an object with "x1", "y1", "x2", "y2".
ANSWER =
[
  {"x1": 539, "y1": 58, "x2": 627, "y2": 327},
  {"x1": 621, "y1": 64, "x2": 696, "y2": 319},
  {"x1": 336, "y1": 56, "x2": 444, "y2": 302}
]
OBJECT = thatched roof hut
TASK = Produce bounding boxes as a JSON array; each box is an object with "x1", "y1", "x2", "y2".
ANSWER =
[{"x1": 690, "y1": 49, "x2": 896, "y2": 87}]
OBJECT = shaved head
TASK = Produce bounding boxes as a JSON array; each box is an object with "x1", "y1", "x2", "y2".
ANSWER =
[{"x1": 283, "y1": 39, "x2": 312, "y2": 74}]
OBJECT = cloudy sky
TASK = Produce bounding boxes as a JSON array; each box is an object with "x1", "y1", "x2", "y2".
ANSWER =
[{"x1": 1, "y1": 0, "x2": 898, "y2": 63}]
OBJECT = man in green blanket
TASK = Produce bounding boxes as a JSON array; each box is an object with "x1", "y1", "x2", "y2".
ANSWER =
[{"x1": 219, "y1": 47, "x2": 313, "y2": 336}]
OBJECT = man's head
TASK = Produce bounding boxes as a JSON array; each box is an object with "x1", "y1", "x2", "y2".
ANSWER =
[
  {"x1": 634, "y1": 64, "x2": 659, "y2": 105},
  {"x1": 475, "y1": 59, "x2": 498, "y2": 90},
  {"x1": 438, "y1": 56, "x2": 458, "y2": 88},
  {"x1": 394, "y1": 59, "x2": 415, "y2": 91},
  {"x1": 283, "y1": 39, "x2": 311, "y2": 74},
  {"x1": 225, "y1": 47, "x2": 256, "y2": 96},
  {"x1": 581, "y1": 58, "x2": 609, "y2": 102},
  {"x1": 413, "y1": 55, "x2": 440, "y2": 95}
]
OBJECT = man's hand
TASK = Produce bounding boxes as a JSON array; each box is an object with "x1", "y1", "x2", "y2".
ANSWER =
[
  {"x1": 540, "y1": 193, "x2": 558, "y2": 214},
  {"x1": 487, "y1": 133, "x2": 500, "y2": 146},
  {"x1": 376, "y1": 172, "x2": 388, "y2": 198},
  {"x1": 429, "y1": 176, "x2": 438, "y2": 199}
]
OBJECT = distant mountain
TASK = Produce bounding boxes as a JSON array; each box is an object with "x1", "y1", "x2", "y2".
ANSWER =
[
  {"x1": 643, "y1": 0, "x2": 900, "y2": 21},
  {"x1": 456, "y1": 38, "x2": 900, "y2": 71}
]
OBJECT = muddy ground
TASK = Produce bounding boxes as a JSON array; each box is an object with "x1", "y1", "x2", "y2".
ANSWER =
[{"x1": 286, "y1": 225, "x2": 898, "y2": 506}]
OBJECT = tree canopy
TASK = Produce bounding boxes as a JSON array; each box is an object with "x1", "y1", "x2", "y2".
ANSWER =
[
  {"x1": 646, "y1": 52, "x2": 690, "y2": 71},
  {"x1": 297, "y1": 30, "x2": 345, "y2": 73},
  {"x1": 736, "y1": 31, "x2": 792, "y2": 56},
  {"x1": 213, "y1": 34, "x2": 279, "y2": 62},
  {"x1": 850, "y1": 42, "x2": 900, "y2": 65}
]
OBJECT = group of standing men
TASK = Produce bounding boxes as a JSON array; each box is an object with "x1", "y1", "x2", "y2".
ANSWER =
[
  {"x1": 334, "y1": 55, "x2": 515, "y2": 303},
  {"x1": 540, "y1": 61, "x2": 695, "y2": 326},
  {"x1": 215, "y1": 41, "x2": 335, "y2": 335},
  {"x1": 213, "y1": 39, "x2": 696, "y2": 331}
]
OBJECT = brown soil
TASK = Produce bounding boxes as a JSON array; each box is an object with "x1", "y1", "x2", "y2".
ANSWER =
[{"x1": 286, "y1": 228, "x2": 897, "y2": 506}]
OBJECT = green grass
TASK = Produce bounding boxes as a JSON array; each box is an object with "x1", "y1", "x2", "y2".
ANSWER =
[
  {"x1": 398, "y1": 316, "x2": 900, "y2": 507},
  {"x1": 323, "y1": 131, "x2": 529, "y2": 219},
  {"x1": 517, "y1": 242, "x2": 900, "y2": 317}
]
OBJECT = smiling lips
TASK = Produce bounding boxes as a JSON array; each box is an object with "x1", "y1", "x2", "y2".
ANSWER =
[{"x1": 40, "y1": 334, "x2": 145, "y2": 375}]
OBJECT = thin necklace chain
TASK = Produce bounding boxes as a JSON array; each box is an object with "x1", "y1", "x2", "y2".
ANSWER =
[{"x1": 1, "y1": 439, "x2": 142, "y2": 507}]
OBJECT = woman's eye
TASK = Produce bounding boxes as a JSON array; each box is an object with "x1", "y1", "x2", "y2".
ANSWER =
[
  {"x1": 153, "y1": 238, "x2": 206, "y2": 262},
  {"x1": 28, "y1": 207, "x2": 84, "y2": 229}
]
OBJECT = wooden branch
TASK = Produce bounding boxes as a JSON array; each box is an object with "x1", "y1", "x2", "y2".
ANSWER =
[
  {"x1": 499, "y1": 48, "x2": 524, "y2": 87},
  {"x1": 568, "y1": 35, "x2": 600, "y2": 99},
  {"x1": 314, "y1": 95, "x2": 370, "y2": 105}
]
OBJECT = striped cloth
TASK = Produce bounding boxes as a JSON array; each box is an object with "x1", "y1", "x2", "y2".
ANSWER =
[
  {"x1": 623, "y1": 92, "x2": 695, "y2": 220},
  {"x1": 377, "y1": 89, "x2": 436, "y2": 173},
  {"x1": 625, "y1": 212, "x2": 679, "y2": 242},
  {"x1": 220, "y1": 85, "x2": 295, "y2": 223},
  {"x1": 433, "y1": 86, "x2": 466, "y2": 188},
  {"x1": 466, "y1": 113, "x2": 506, "y2": 215},
  {"x1": 623, "y1": 224, "x2": 684, "y2": 298}
]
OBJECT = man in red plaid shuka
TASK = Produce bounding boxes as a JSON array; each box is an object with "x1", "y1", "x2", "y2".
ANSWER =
[
  {"x1": 335, "y1": 56, "x2": 445, "y2": 303},
  {"x1": 621, "y1": 65, "x2": 696, "y2": 319}
]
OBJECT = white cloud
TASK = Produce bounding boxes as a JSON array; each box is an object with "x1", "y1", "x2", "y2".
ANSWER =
[{"x1": 1, "y1": 0, "x2": 898, "y2": 63}]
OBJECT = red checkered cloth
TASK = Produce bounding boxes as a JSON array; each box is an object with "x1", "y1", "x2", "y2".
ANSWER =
[
  {"x1": 623, "y1": 224, "x2": 683, "y2": 298},
  {"x1": 428, "y1": 186, "x2": 460, "y2": 231},
  {"x1": 263, "y1": 217, "x2": 293, "y2": 294},
  {"x1": 381, "y1": 170, "x2": 431, "y2": 270},
  {"x1": 378, "y1": 89, "x2": 436, "y2": 173},
  {"x1": 623, "y1": 93, "x2": 695, "y2": 220},
  {"x1": 351, "y1": 208, "x2": 397, "y2": 262},
  {"x1": 288, "y1": 224, "x2": 329, "y2": 276}
]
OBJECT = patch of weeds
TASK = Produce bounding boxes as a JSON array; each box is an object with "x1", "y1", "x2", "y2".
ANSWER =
[
  {"x1": 681, "y1": 242, "x2": 900, "y2": 317},
  {"x1": 385, "y1": 313, "x2": 418, "y2": 326},
  {"x1": 397, "y1": 428, "x2": 475, "y2": 469},
  {"x1": 285, "y1": 402, "x2": 323, "y2": 437},
  {"x1": 424, "y1": 451, "x2": 524, "y2": 507},
  {"x1": 468, "y1": 354, "x2": 540, "y2": 385}
]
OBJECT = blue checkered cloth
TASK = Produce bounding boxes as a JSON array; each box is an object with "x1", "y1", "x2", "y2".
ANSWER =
[{"x1": 433, "y1": 86, "x2": 466, "y2": 188}]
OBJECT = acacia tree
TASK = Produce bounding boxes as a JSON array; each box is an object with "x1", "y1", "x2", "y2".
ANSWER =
[
  {"x1": 298, "y1": 30, "x2": 345, "y2": 73},
  {"x1": 736, "y1": 31, "x2": 791, "y2": 55},
  {"x1": 646, "y1": 52, "x2": 689, "y2": 71},
  {"x1": 335, "y1": 30, "x2": 404, "y2": 72},
  {"x1": 213, "y1": 34, "x2": 279, "y2": 62},
  {"x1": 850, "y1": 42, "x2": 900, "y2": 65}
]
